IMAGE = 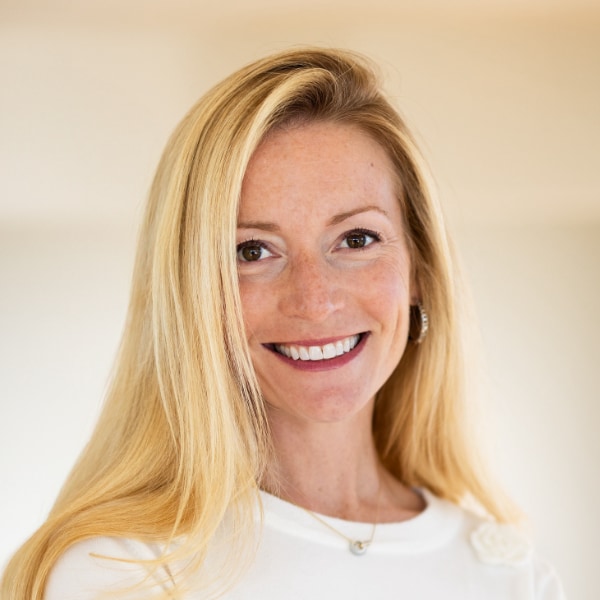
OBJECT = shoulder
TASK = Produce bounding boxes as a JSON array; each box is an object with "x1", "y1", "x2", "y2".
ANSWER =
[
  {"x1": 425, "y1": 492, "x2": 566, "y2": 600},
  {"x1": 45, "y1": 536, "x2": 171, "y2": 600}
]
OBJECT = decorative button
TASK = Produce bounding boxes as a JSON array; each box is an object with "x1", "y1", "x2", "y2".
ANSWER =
[{"x1": 470, "y1": 522, "x2": 533, "y2": 567}]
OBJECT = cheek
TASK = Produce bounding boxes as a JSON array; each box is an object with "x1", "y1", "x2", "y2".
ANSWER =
[
  {"x1": 358, "y1": 259, "x2": 411, "y2": 324},
  {"x1": 360, "y1": 264, "x2": 412, "y2": 371},
  {"x1": 238, "y1": 281, "x2": 265, "y2": 340}
]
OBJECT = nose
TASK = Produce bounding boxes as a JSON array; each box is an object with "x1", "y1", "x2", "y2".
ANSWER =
[{"x1": 278, "y1": 253, "x2": 343, "y2": 322}]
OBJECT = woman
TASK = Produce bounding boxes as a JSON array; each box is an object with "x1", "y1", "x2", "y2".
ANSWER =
[{"x1": 1, "y1": 48, "x2": 564, "y2": 599}]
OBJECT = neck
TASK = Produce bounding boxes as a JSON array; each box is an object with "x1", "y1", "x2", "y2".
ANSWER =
[{"x1": 261, "y1": 402, "x2": 425, "y2": 522}]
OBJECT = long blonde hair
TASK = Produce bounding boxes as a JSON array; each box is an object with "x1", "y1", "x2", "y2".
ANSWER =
[{"x1": 2, "y1": 47, "x2": 514, "y2": 599}]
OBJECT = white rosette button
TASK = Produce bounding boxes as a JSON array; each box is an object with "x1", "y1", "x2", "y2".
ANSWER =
[{"x1": 470, "y1": 522, "x2": 533, "y2": 567}]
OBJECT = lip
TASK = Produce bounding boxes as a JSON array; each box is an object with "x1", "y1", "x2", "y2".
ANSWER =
[{"x1": 264, "y1": 332, "x2": 369, "y2": 372}]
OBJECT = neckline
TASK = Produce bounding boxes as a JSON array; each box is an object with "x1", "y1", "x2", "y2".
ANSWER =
[{"x1": 258, "y1": 488, "x2": 464, "y2": 554}]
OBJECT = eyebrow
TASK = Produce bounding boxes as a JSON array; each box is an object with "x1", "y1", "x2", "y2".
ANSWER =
[
  {"x1": 237, "y1": 220, "x2": 281, "y2": 232},
  {"x1": 237, "y1": 205, "x2": 389, "y2": 231},
  {"x1": 327, "y1": 205, "x2": 389, "y2": 225}
]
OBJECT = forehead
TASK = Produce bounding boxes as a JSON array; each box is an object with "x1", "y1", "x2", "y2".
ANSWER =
[{"x1": 239, "y1": 121, "x2": 401, "y2": 222}]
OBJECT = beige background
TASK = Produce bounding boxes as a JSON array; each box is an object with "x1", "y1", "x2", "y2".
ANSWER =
[{"x1": 1, "y1": 1, "x2": 599, "y2": 598}]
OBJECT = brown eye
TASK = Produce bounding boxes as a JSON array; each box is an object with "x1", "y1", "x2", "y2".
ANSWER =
[
  {"x1": 345, "y1": 232, "x2": 368, "y2": 248},
  {"x1": 237, "y1": 242, "x2": 272, "y2": 262},
  {"x1": 341, "y1": 229, "x2": 379, "y2": 250}
]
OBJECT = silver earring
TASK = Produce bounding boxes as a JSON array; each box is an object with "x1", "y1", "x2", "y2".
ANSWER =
[{"x1": 409, "y1": 303, "x2": 429, "y2": 344}]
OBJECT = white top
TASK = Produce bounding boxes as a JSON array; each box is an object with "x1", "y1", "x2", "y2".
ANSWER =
[{"x1": 45, "y1": 490, "x2": 566, "y2": 599}]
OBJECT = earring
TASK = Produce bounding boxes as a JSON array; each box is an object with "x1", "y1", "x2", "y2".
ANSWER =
[{"x1": 409, "y1": 303, "x2": 429, "y2": 344}]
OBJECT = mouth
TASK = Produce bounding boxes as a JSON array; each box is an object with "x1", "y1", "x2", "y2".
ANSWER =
[{"x1": 267, "y1": 333, "x2": 365, "y2": 362}]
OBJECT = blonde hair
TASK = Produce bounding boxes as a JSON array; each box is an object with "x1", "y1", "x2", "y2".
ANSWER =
[{"x1": 1, "y1": 47, "x2": 515, "y2": 599}]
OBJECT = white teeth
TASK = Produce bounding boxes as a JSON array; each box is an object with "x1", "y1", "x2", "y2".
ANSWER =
[
  {"x1": 274, "y1": 334, "x2": 361, "y2": 362},
  {"x1": 322, "y1": 343, "x2": 336, "y2": 359},
  {"x1": 309, "y1": 346, "x2": 323, "y2": 360}
]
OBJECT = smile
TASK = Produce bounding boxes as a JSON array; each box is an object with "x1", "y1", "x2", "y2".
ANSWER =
[{"x1": 273, "y1": 334, "x2": 361, "y2": 362}]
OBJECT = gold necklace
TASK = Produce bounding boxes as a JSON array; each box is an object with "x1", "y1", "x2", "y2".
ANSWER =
[
  {"x1": 301, "y1": 507, "x2": 377, "y2": 555},
  {"x1": 299, "y1": 487, "x2": 381, "y2": 556}
]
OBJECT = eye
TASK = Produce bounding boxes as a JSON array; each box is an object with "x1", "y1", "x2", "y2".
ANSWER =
[
  {"x1": 237, "y1": 240, "x2": 273, "y2": 262},
  {"x1": 339, "y1": 229, "x2": 381, "y2": 250}
]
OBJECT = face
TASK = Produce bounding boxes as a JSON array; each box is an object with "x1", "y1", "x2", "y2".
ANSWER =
[{"x1": 237, "y1": 121, "x2": 417, "y2": 427}]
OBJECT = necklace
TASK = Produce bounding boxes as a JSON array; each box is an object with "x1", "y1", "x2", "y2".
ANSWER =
[
  {"x1": 301, "y1": 507, "x2": 377, "y2": 555},
  {"x1": 299, "y1": 487, "x2": 381, "y2": 556}
]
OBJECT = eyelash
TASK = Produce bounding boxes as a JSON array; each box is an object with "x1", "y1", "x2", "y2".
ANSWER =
[
  {"x1": 236, "y1": 238, "x2": 271, "y2": 262},
  {"x1": 339, "y1": 228, "x2": 382, "y2": 249}
]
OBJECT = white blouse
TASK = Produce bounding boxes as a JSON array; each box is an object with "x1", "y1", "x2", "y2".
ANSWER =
[{"x1": 45, "y1": 489, "x2": 566, "y2": 599}]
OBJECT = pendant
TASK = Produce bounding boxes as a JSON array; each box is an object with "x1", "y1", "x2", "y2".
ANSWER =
[{"x1": 349, "y1": 540, "x2": 368, "y2": 556}]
